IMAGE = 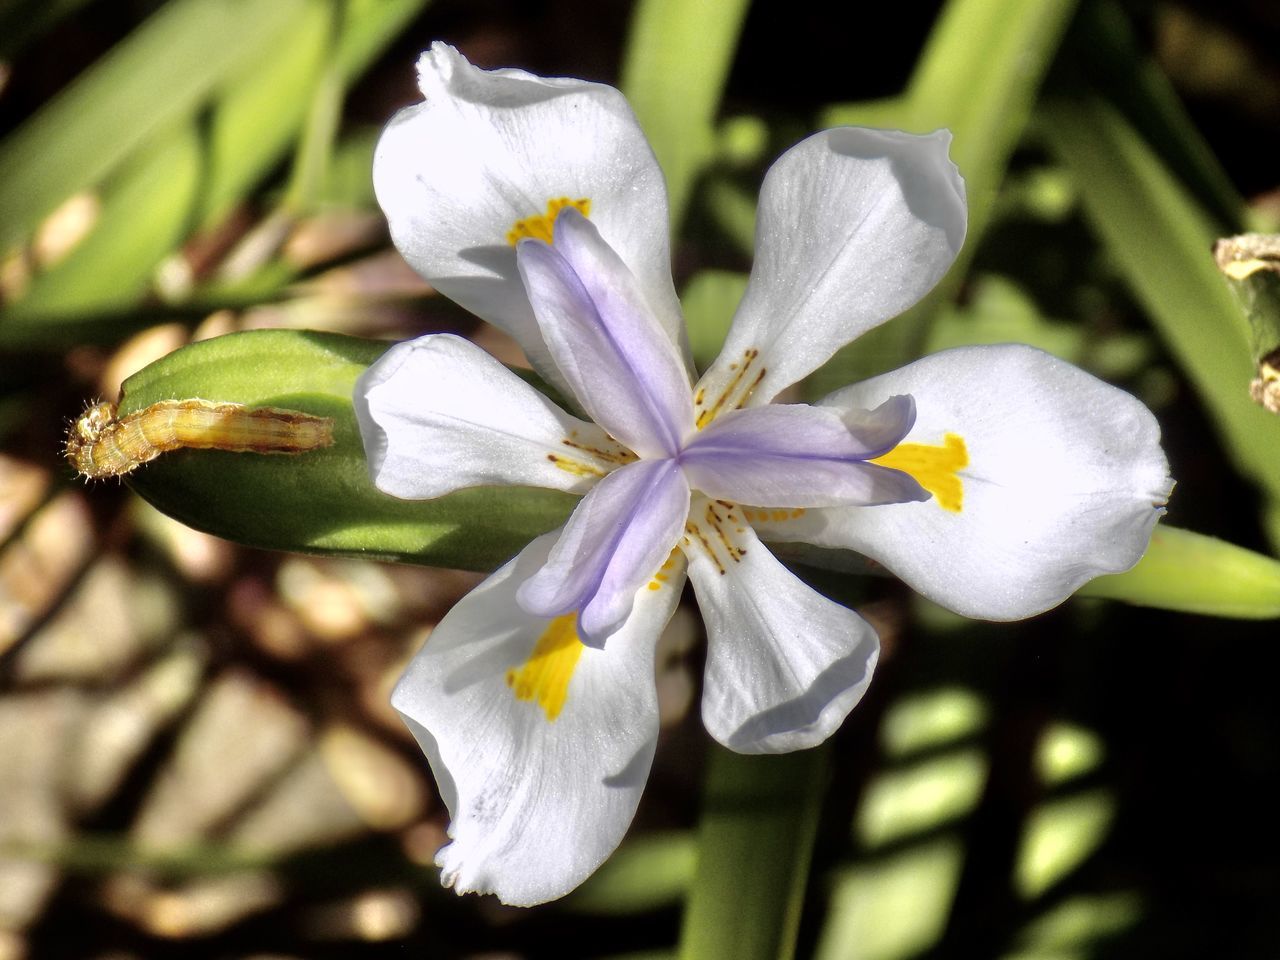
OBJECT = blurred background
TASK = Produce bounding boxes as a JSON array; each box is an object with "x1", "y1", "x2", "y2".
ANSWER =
[{"x1": 2, "y1": 0, "x2": 1279, "y2": 957}]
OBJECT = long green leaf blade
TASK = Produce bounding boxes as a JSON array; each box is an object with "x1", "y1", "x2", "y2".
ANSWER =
[
  {"x1": 811, "y1": 0, "x2": 1077, "y2": 393},
  {"x1": 1041, "y1": 94, "x2": 1280, "y2": 520},
  {"x1": 678, "y1": 746, "x2": 827, "y2": 960},
  {"x1": 1079, "y1": 525, "x2": 1280, "y2": 618},
  {"x1": 1, "y1": 123, "x2": 202, "y2": 344},
  {"x1": 0, "y1": 0, "x2": 308, "y2": 249},
  {"x1": 620, "y1": 0, "x2": 751, "y2": 231}
]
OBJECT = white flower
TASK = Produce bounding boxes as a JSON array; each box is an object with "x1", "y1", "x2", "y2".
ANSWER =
[{"x1": 355, "y1": 43, "x2": 1173, "y2": 906}]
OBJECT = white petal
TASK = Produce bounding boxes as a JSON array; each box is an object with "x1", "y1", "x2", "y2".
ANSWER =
[
  {"x1": 354, "y1": 334, "x2": 628, "y2": 499},
  {"x1": 682, "y1": 497, "x2": 879, "y2": 754},
  {"x1": 391, "y1": 532, "x2": 686, "y2": 906},
  {"x1": 694, "y1": 128, "x2": 966, "y2": 417},
  {"x1": 761, "y1": 345, "x2": 1173, "y2": 620},
  {"x1": 373, "y1": 43, "x2": 688, "y2": 389}
]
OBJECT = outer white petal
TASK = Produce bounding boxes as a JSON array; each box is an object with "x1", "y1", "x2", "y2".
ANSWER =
[
  {"x1": 682, "y1": 499, "x2": 879, "y2": 754},
  {"x1": 763, "y1": 345, "x2": 1173, "y2": 620},
  {"x1": 373, "y1": 43, "x2": 688, "y2": 387},
  {"x1": 392, "y1": 532, "x2": 686, "y2": 906},
  {"x1": 354, "y1": 334, "x2": 624, "y2": 498},
  {"x1": 694, "y1": 128, "x2": 966, "y2": 414}
]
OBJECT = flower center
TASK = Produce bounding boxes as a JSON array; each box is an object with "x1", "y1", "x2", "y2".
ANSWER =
[
  {"x1": 871, "y1": 433, "x2": 969, "y2": 512},
  {"x1": 506, "y1": 197, "x2": 592, "y2": 246},
  {"x1": 505, "y1": 613, "x2": 585, "y2": 721}
]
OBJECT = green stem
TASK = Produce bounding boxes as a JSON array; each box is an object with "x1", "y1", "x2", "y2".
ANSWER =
[{"x1": 678, "y1": 744, "x2": 828, "y2": 960}]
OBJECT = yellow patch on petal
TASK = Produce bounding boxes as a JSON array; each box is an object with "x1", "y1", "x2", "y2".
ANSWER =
[
  {"x1": 506, "y1": 197, "x2": 592, "y2": 245},
  {"x1": 505, "y1": 613, "x2": 585, "y2": 722},
  {"x1": 647, "y1": 548, "x2": 682, "y2": 591},
  {"x1": 872, "y1": 433, "x2": 969, "y2": 513}
]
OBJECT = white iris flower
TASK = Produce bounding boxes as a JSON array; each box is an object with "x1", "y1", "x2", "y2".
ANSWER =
[{"x1": 355, "y1": 43, "x2": 1173, "y2": 906}]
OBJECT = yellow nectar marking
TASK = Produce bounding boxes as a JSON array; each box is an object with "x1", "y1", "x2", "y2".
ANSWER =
[
  {"x1": 506, "y1": 197, "x2": 592, "y2": 246},
  {"x1": 506, "y1": 613, "x2": 585, "y2": 721},
  {"x1": 66, "y1": 399, "x2": 335, "y2": 480},
  {"x1": 740, "y1": 507, "x2": 806, "y2": 525},
  {"x1": 872, "y1": 433, "x2": 969, "y2": 512},
  {"x1": 647, "y1": 548, "x2": 681, "y2": 591},
  {"x1": 695, "y1": 348, "x2": 765, "y2": 429}
]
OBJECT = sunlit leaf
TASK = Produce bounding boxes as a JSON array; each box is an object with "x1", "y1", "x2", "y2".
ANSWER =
[
  {"x1": 678, "y1": 746, "x2": 826, "y2": 960},
  {"x1": 0, "y1": 0, "x2": 309, "y2": 250},
  {"x1": 620, "y1": 0, "x2": 751, "y2": 230},
  {"x1": 1079, "y1": 525, "x2": 1280, "y2": 618},
  {"x1": 1042, "y1": 94, "x2": 1280, "y2": 533}
]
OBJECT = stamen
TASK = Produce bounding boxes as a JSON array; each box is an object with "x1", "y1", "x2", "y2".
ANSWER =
[
  {"x1": 561, "y1": 432, "x2": 638, "y2": 466},
  {"x1": 549, "y1": 431, "x2": 638, "y2": 479},
  {"x1": 506, "y1": 197, "x2": 592, "y2": 246},
  {"x1": 682, "y1": 500, "x2": 749, "y2": 574},
  {"x1": 694, "y1": 349, "x2": 765, "y2": 429},
  {"x1": 505, "y1": 613, "x2": 585, "y2": 721},
  {"x1": 547, "y1": 453, "x2": 607, "y2": 479},
  {"x1": 872, "y1": 433, "x2": 969, "y2": 512}
]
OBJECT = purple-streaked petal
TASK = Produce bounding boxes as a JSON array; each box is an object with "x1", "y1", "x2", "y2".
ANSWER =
[
  {"x1": 680, "y1": 497, "x2": 879, "y2": 753},
  {"x1": 694, "y1": 128, "x2": 966, "y2": 418},
  {"x1": 354, "y1": 334, "x2": 628, "y2": 498},
  {"x1": 517, "y1": 459, "x2": 690, "y2": 644},
  {"x1": 373, "y1": 43, "x2": 688, "y2": 396},
  {"x1": 392, "y1": 531, "x2": 684, "y2": 905},
  {"x1": 680, "y1": 400, "x2": 928, "y2": 507},
  {"x1": 517, "y1": 211, "x2": 693, "y2": 458}
]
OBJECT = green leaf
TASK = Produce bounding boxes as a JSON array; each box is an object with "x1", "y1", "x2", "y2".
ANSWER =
[
  {"x1": 1059, "y1": 0, "x2": 1244, "y2": 228},
  {"x1": 620, "y1": 0, "x2": 751, "y2": 231},
  {"x1": 681, "y1": 269, "x2": 748, "y2": 371},
  {"x1": 810, "y1": 0, "x2": 1078, "y2": 394},
  {"x1": 1079, "y1": 525, "x2": 1280, "y2": 619},
  {"x1": 195, "y1": 0, "x2": 334, "y2": 228},
  {"x1": 115, "y1": 330, "x2": 574, "y2": 570},
  {"x1": 567, "y1": 831, "x2": 695, "y2": 915},
  {"x1": 677, "y1": 746, "x2": 827, "y2": 960},
  {"x1": 197, "y1": 0, "x2": 428, "y2": 229},
  {"x1": 899, "y1": 0, "x2": 1079, "y2": 246},
  {"x1": 1040, "y1": 94, "x2": 1280, "y2": 515},
  {"x1": 0, "y1": 122, "x2": 203, "y2": 345},
  {"x1": 0, "y1": 0, "x2": 309, "y2": 250}
]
